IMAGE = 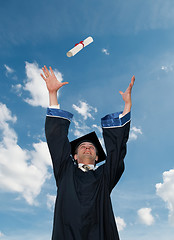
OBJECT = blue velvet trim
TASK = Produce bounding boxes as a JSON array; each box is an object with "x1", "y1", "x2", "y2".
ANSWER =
[
  {"x1": 47, "y1": 108, "x2": 73, "y2": 121},
  {"x1": 101, "y1": 111, "x2": 131, "y2": 128}
]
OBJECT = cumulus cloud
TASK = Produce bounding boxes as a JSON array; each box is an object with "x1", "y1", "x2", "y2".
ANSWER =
[
  {"x1": 137, "y1": 208, "x2": 154, "y2": 226},
  {"x1": 0, "y1": 103, "x2": 17, "y2": 124},
  {"x1": 73, "y1": 123, "x2": 102, "y2": 138},
  {"x1": 0, "y1": 102, "x2": 17, "y2": 146},
  {"x1": 47, "y1": 194, "x2": 56, "y2": 211},
  {"x1": 72, "y1": 118, "x2": 91, "y2": 138},
  {"x1": 102, "y1": 48, "x2": 110, "y2": 55},
  {"x1": 0, "y1": 102, "x2": 52, "y2": 205},
  {"x1": 115, "y1": 216, "x2": 126, "y2": 232},
  {"x1": 23, "y1": 62, "x2": 63, "y2": 108},
  {"x1": 72, "y1": 101, "x2": 97, "y2": 120},
  {"x1": 129, "y1": 126, "x2": 142, "y2": 141},
  {"x1": 71, "y1": 102, "x2": 101, "y2": 138},
  {"x1": 156, "y1": 169, "x2": 174, "y2": 225}
]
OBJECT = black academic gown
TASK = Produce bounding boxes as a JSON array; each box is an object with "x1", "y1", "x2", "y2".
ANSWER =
[{"x1": 45, "y1": 111, "x2": 130, "y2": 240}]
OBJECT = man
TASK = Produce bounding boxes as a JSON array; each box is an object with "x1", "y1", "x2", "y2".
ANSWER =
[{"x1": 41, "y1": 65, "x2": 135, "y2": 240}]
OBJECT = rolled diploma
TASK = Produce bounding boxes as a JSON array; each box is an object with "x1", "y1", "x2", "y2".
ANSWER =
[{"x1": 66, "y1": 36, "x2": 93, "y2": 57}]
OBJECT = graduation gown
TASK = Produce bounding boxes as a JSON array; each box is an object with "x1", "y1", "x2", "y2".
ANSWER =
[{"x1": 45, "y1": 109, "x2": 130, "y2": 240}]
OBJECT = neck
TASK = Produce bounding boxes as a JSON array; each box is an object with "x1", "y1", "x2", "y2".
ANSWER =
[
  {"x1": 78, "y1": 161, "x2": 94, "y2": 165},
  {"x1": 77, "y1": 158, "x2": 96, "y2": 165}
]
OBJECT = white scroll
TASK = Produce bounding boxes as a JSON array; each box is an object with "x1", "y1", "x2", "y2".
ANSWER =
[{"x1": 66, "y1": 36, "x2": 93, "y2": 57}]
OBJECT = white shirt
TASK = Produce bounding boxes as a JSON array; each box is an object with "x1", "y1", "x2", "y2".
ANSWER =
[{"x1": 78, "y1": 163, "x2": 98, "y2": 172}]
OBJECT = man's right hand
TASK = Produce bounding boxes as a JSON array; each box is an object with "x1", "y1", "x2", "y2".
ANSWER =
[
  {"x1": 41, "y1": 65, "x2": 69, "y2": 106},
  {"x1": 41, "y1": 65, "x2": 69, "y2": 93}
]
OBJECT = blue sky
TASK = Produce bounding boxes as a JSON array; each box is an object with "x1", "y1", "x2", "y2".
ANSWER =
[{"x1": 1, "y1": 0, "x2": 174, "y2": 239}]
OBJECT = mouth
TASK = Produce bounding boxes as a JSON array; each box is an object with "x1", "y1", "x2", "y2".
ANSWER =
[{"x1": 83, "y1": 151, "x2": 91, "y2": 155}]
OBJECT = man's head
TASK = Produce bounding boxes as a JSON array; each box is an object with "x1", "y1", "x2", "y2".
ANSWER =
[
  {"x1": 70, "y1": 132, "x2": 106, "y2": 165},
  {"x1": 74, "y1": 141, "x2": 98, "y2": 165}
]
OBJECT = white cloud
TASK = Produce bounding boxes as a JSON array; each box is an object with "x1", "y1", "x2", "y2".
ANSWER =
[
  {"x1": 0, "y1": 231, "x2": 51, "y2": 240},
  {"x1": 102, "y1": 48, "x2": 110, "y2": 55},
  {"x1": 137, "y1": 208, "x2": 154, "y2": 226},
  {"x1": 115, "y1": 216, "x2": 126, "y2": 232},
  {"x1": 0, "y1": 102, "x2": 52, "y2": 205},
  {"x1": 47, "y1": 194, "x2": 56, "y2": 211},
  {"x1": 0, "y1": 103, "x2": 17, "y2": 124},
  {"x1": 72, "y1": 118, "x2": 91, "y2": 138},
  {"x1": 11, "y1": 84, "x2": 22, "y2": 96},
  {"x1": 4, "y1": 64, "x2": 14, "y2": 74},
  {"x1": 156, "y1": 169, "x2": 174, "y2": 225},
  {"x1": 129, "y1": 126, "x2": 142, "y2": 141},
  {"x1": 72, "y1": 100, "x2": 97, "y2": 120},
  {"x1": 0, "y1": 102, "x2": 17, "y2": 146},
  {"x1": 161, "y1": 65, "x2": 174, "y2": 72},
  {"x1": 71, "y1": 103, "x2": 100, "y2": 138},
  {"x1": 23, "y1": 62, "x2": 63, "y2": 108}
]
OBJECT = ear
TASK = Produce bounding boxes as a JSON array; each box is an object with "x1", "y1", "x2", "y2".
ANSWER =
[
  {"x1": 74, "y1": 154, "x2": 78, "y2": 161},
  {"x1": 95, "y1": 155, "x2": 98, "y2": 162}
]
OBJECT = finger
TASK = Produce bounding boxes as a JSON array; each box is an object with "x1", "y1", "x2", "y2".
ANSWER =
[
  {"x1": 44, "y1": 65, "x2": 50, "y2": 75},
  {"x1": 127, "y1": 83, "x2": 133, "y2": 93},
  {"x1": 42, "y1": 67, "x2": 47, "y2": 77},
  {"x1": 40, "y1": 73, "x2": 46, "y2": 81},
  {"x1": 61, "y1": 82, "x2": 69, "y2": 86},
  {"x1": 44, "y1": 65, "x2": 50, "y2": 77},
  {"x1": 129, "y1": 77, "x2": 135, "y2": 90},
  {"x1": 49, "y1": 66, "x2": 56, "y2": 77},
  {"x1": 131, "y1": 75, "x2": 135, "y2": 86},
  {"x1": 119, "y1": 91, "x2": 123, "y2": 95}
]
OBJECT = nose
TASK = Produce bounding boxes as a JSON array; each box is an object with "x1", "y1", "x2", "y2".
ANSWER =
[{"x1": 84, "y1": 146, "x2": 90, "y2": 151}]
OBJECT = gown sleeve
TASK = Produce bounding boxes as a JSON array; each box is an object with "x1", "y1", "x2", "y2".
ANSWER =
[
  {"x1": 101, "y1": 111, "x2": 131, "y2": 193},
  {"x1": 45, "y1": 108, "x2": 73, "y2": 186}
]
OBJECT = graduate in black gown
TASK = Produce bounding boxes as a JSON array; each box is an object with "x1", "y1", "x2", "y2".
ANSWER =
[{"x1": 41, "y1": 66, "x2": 135, "y2": 240}]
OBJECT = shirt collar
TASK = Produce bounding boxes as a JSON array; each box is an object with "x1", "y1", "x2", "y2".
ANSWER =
[{"x1": 78, "y1": 163, "x2": 98, "y2": 171}]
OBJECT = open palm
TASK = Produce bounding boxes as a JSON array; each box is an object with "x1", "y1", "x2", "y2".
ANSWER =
[{"x1": 41, "y1": 65, "x2": 68, "y2": 93}]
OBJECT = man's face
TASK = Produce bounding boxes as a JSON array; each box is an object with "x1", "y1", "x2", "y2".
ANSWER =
[{"x1": 74, "y1": 142, "x2": 98, "y2": 164}]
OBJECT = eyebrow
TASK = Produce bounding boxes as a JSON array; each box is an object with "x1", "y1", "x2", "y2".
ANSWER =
[
  {"x1": 78, "y1": 143, "x2": 95, "y2": 148},
  {"x1": 79, "y1": 143, "x2": 94, "y2": 146}
]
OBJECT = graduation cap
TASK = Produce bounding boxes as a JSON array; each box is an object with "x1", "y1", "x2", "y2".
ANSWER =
[{"x1": 70, "y1": 131, "x2": 106, "y2": 163}]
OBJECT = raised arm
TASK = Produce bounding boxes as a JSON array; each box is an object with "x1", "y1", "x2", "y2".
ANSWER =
[
  {"x1": 40, "y1": 65, "x2": 69, "y2": 106},
  {"x1": 102, "y1": 75, "x2": 135, "y2": 192},
  {"x1": 41, "y1": 65, "x2": 72, "y2": 185}
]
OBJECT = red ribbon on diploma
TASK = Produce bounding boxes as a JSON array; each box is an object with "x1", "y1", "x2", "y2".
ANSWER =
[{"x1": 75, "y1": 41, "x2": 84, "y2": 48}]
